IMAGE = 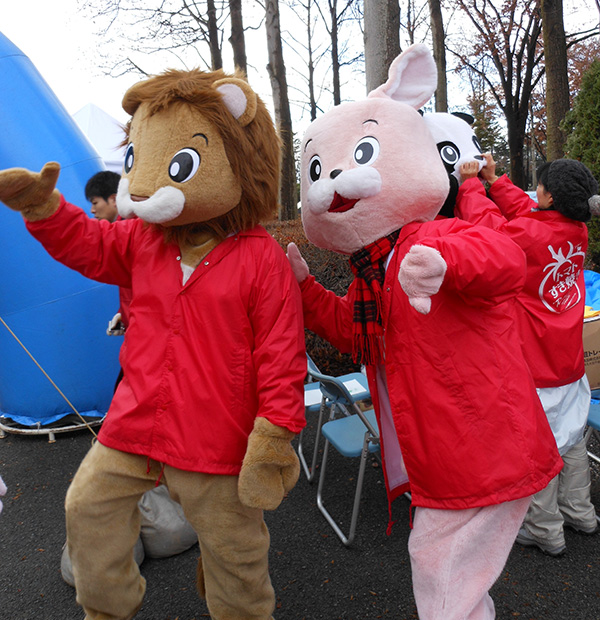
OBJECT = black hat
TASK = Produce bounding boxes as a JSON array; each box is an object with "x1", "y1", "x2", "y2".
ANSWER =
[{"x1": 545, "y1": 159, "x2": 599, "y2": 222}]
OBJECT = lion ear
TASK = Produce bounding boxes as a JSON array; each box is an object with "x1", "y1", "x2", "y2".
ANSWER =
[{"x1": 213, "y1": 78, "x2": 258, "y2": 127}]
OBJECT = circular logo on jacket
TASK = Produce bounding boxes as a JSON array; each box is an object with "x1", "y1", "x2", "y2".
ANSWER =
[{"x1": 539, "y1": 242, "x2": 585, "y2": 313}]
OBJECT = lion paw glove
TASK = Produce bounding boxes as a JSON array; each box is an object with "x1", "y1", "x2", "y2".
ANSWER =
[
  {"x1": 238, "y1": 417, "x2": 300, "y2": 510},
  {"x1": 0, "y1": 162, "x2": 61, "y2": 221}
]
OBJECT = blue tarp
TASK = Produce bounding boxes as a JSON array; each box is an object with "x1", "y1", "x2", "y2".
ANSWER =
[
  {"x1": 585, "y1": 269, "x2": 600, "y2": 311},
  {"x1": 0, "y1": 32, "x2": 121, "y2": 426}
]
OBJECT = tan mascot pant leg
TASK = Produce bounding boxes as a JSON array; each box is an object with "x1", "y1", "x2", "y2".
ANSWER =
[
  {"x1": 164, "y1": 467, "x2": 275, "y2": 620},
  {"x1": 65, "y1": 442, "x2": 157, "y2": 620}
]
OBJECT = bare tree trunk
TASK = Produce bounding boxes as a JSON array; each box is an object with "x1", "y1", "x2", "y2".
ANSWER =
[
  {"x1": 428, "y1": 0, "x2": 447, "y2": 112},
  {"x1": 507, "y1": 111, "x2": 529, "y2": 189},
  {"x1": 207, "y1": 0, "x2": 223, "y2": 69},
  {"x1": 330, "y1": 0, "x2": 342, "y2": 105},
  {"x1": 363, "y1": 0, "x2": 401, "y2": 92},
  {"x1": 266, "y1": 0, "x2": 297, "y2": 220},
  {"x1": 307, "y1": 0, "x2": 318, "y2": 120},
  {"x1": 229, "y1": 0, "x2": 247, "y2": 75},
  {"x1": 541, "y1": 0, "x2": 569, "y2": 160}
]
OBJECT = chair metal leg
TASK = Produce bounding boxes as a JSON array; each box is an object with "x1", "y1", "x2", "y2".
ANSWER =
[
  {"x1": 298, "y1": 398, "x2": 329, "y2": 482},
  {"x1": 316, "y1": 431, "x2": 373, "y2": 546}
]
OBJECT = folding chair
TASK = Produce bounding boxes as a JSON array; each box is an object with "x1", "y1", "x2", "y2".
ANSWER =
[
  {"x1": 314, "y1": 372, "x2": 380, "y2": 546},
  {"x1": 299, "y1": 355, "x2": 370, "y2": 482},
  {"x1": 585, "y1": 392, "x2": 600, "y2": 466}
]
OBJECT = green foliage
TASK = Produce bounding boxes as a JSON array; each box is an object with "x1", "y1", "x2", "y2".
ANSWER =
[
  {"x1": 563, "y1": 60, "x2": 600, "y2": 179},
  {"x1": 563, "y1": 61, "x2": 600, "y2": 270},
  {"x1": 266, "y1": 219, "x2": 360, "y2": 376}
]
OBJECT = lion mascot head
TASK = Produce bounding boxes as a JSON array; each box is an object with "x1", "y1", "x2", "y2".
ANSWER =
[{"x1": 117, "y1": 68, "x2": 281, "y2": 246}]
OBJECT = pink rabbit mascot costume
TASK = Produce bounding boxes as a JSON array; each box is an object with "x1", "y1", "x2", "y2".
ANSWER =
[{"x1": 287, "y1": 44, "x2": 561, "y2": 619}]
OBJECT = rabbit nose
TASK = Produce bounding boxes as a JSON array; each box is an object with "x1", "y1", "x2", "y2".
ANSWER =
[{"x1": 330, "y1": 169, "x2": 342, "y2": 179}]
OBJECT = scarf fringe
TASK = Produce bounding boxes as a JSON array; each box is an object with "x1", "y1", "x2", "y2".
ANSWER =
[{"x1": 352, "y1": 333, "x2": 385, "y2": 366}]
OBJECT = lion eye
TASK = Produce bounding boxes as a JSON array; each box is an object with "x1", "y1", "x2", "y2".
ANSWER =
[
  {"x1": 124, "y1": 143, "x2": 135, "y2": 173},
  {"x1": 169, "y1": 148, "x2": 201, "y2": 183}
]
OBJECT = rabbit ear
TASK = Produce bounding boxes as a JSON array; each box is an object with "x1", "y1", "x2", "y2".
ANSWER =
[{"x1": 369, "y1": 44, "x2": 437, "y2": 109}]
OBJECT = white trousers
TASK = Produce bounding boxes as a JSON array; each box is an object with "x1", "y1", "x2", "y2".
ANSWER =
[
  {"x1": 408, "y1": 497, "x2": 530, "y2": 620},
  {"x1": 523, "y1": 437, "x2": 596, "y2": 543}
]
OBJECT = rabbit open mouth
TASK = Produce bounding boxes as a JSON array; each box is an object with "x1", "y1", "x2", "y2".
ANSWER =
[{"x1": 328, "y1": 192, "x2": 359, "y2": 213}]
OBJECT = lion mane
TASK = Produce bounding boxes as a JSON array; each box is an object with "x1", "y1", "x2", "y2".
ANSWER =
[{"x1": 122, "y1": 68, "x2": 282, "y2": 243}]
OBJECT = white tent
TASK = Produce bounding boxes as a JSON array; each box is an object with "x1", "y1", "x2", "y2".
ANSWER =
[{"x1": 72, "y1": 103, "x2": 126, "y2": 174}]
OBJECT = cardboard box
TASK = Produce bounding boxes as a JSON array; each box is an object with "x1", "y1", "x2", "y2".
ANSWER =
[{"x1": 583, "y1": 315, "x2": 600, "y2": 389}]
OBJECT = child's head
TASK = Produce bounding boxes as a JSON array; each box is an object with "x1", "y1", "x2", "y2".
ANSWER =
[
  {"x1": 536, "y1": 159, "x2": 600, "y2": 222},
  {"x1": 85, "y1": 171, "x2": 121, "y2": 222}
]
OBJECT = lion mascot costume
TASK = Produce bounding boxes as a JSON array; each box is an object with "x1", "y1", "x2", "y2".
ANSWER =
[{"x1": 0, "y1": 68, "x2": 307, "y2": 620}]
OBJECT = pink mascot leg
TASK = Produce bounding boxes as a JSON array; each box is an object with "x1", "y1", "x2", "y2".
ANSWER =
[{"x1": 408, "y1": 496, "x2": 530, "y2": 620}]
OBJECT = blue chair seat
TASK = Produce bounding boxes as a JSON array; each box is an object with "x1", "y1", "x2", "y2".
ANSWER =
[
  {"x1": 304, "y1": 382, "x2": 324, "y2": 413},
  {"x1": 300, "y1": 357, "x2": 371, "y2": 482},
  {"x1": 321, "y1": 409, "x2": 379, "y2": 458},
  {"x1": 585, "y1": 398, "x2": 600, "y2": 466},
  {"x1": 589, "y1": 398, "x2": 600, "y2": 431}
]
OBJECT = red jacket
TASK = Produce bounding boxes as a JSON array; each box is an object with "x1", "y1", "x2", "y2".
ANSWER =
[
  {"x1": 301, "y1": 217, "x2": 561, "y2": 510},
  {"x1": 27, "y1": 197, "x2": 307, "y2": 474},
  {"x1": 457, "y1": 175, "x2": 587, "y2": 388}
]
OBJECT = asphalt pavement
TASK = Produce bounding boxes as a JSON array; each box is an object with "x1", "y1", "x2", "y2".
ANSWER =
[{"x1": 0, "y1": 424, "x2": 599, "y2": 620}]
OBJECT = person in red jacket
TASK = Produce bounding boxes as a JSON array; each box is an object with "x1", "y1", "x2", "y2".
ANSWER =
[{"x1": 458, "y1": 154, "x2": 600, "y2": 556}]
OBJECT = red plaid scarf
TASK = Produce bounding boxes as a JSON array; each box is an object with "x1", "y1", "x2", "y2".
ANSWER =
[{"x1": 349, "y1": 230, "x2": 400, "y2": 365}]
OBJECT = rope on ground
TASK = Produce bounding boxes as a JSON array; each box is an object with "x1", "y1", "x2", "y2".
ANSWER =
[{"x1": 0, "y1": 315, "x2": 99, "y2": 440}]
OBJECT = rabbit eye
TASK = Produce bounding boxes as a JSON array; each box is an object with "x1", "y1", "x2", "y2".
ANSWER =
[
  {"x1": 308, "y1": 155, "x2": 322, "y2": 184},
  {"x1": 353, "y1": 136, "x2": 380, "y2": 166}
]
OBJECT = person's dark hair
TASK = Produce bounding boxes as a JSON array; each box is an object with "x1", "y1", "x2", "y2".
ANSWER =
[
  {"x1": 536, "y1": 159, "x2": 600, "y2": 222},
  {"x1": 536, "y1": 161, "x2": 552, "y2": 192},
  {"x1": 85, "y1": 171, "x2": 121, "y2": 201}
]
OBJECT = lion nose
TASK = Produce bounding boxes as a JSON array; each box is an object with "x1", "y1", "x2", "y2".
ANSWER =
[
  {"x1": 330, "y1": 169, "x2": 342, "y2": 179},
  {"x1": 130, "y1": 195, "x2": 149, "y2": 202}
]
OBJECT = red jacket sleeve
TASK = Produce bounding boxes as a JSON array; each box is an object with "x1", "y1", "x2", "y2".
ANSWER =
[
  {"x1": 488, "y1": 174, "x2": 538, "y2": 219},
  {"x1": 417, "y1": 220, "x2": 527, "y2": 307},
  {"x1": 300, "y1": 275, "x2": 354, "y2": 355},
  {"x1": 456, "y1": 177, "x2": 507, "y2": 230},
  {"x1": 25, "y1": 196, "x2": 135, "y2": 288},
  {"x1": 250, "y1": 239, "x2": 307, "y2": 433}
]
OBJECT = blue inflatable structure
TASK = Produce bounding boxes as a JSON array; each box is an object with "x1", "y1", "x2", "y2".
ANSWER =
[
  {"x1": 0, "y1": 32, "x2": 121, "y2": 430},
  {"x1": 585, "y1": 270, "x2": 600, "y2": 311}
]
